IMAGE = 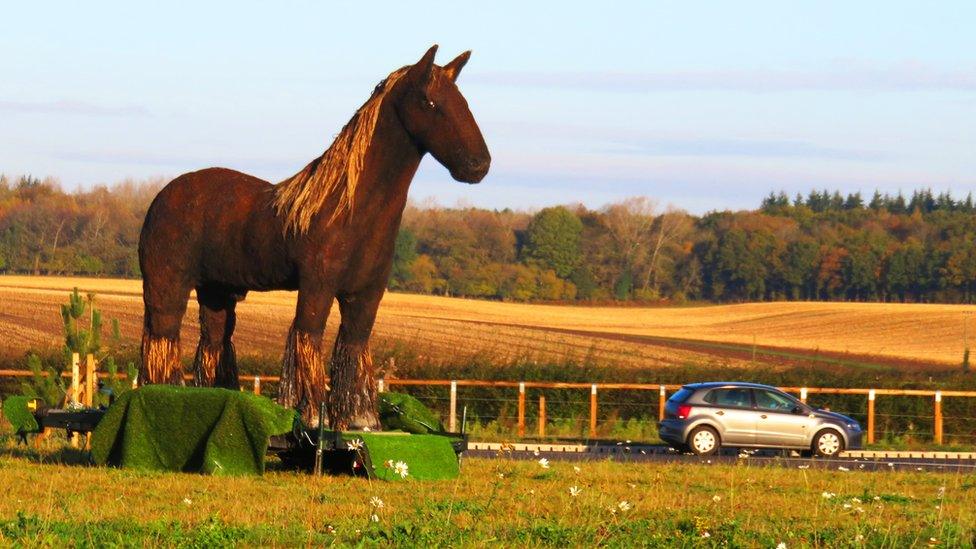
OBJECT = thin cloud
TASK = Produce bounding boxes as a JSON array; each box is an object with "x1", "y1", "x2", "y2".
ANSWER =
[
  {"x1": 602, "y1": 138, "x2": 888, "y2": 161},
  {"x1": 0, "y1": 99, "x2": 149, "y2": 117},
  {"x1": 470, "y1": 62, "x2": 976, "y2": 93}
]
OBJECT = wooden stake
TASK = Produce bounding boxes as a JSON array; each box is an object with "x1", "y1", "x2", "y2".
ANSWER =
[
  {"x1": 517, "y1": 382, "x2": 525, "y2": 438},
  {"x1": 70, "y1": 353, "x2": 80, "y2": 448},
  {"x1": 253, "y1": 375, "x2": 261, "y2": 395},
  {"x1": 867, "y1": 389, "x2": 875, "y2": 444},
  {"x1": 449, "y1": 380, "x2": 457, "y2": 432},
  {"x1": 658, "y1": 385, "x2": 666, "y2": 421},
  {"x1": 589, "y1": 384, "x2": 597, "y2": 438},
  {"x1": 934, "y1": 391, "x2": 943, "y2": 445},
  {"x1": 538, "y1": 395, "x2": 546, "y2": 438},
  {"x1": 84, "y1": 354, "x2": 95, "y2": 408}
]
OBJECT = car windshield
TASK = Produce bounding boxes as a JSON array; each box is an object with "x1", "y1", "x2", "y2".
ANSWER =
[
  {"x1": 754, "y1": 389, "x2": 797, "y2": 411},
  {"x1": 703, "y1": 387, "x2": 752, "y2": 408}
]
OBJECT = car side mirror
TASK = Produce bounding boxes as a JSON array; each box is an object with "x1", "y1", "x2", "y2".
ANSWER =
[{"x1": 791, "y1": 405, "x2": 804, "y2": 414}]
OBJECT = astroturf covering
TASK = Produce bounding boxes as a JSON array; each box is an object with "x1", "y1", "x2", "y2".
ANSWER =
[
  {"x1": 91, "y1": 386, "x2": 296, "y2": 476},
  {"x1": 378, "y1": 392, "x2": 444, "y2": 434},
  {"x1": 2, "y1": 396, "x2": 40, "y2": 435},
  {"x1": 345, "y1": 432, "x2": 461, "y2": 481}
]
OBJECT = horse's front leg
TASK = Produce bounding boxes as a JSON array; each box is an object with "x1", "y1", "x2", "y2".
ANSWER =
[
  {"x1": 328, "y1": 288, "x2": 384, "y2": 431},
  {"x1": 279, "y1": 284, "x2": 334, "y2": 426}
]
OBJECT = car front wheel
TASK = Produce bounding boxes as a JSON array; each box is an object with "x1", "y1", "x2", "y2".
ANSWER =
[
  {"x1": 687, "y1": 425, "x2": 720, "y2": 456},
  {"x1": 812, "y1": 429, "x2": 845, "y2": 457}
]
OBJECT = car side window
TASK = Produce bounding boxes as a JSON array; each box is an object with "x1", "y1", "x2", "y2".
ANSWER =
[
  {"x1": 703, "y1": 388, "x2": 753, "y2": 408},
  {"x1": 754, "y1": 389, "x2": 795, "y2": 412}
]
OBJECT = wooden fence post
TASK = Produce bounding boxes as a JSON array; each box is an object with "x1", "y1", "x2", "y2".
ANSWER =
[
  {"x1": 934, "y1": 391, "x2": 943, "y2": 445},
  {"x1": 538, "y1": 395, "x2": 546, "y2": 438},
  {"x1": 800, "y1": 387, "x2": 808, "y2": 404},
  {"x1": 518, "y1": 382, "x2": 526, "y2": 438},
  {"x1": 84, "y1": 354, "x2": 95, "y2": 408},
  {"x1": 449, "y1": 380, "x2": 457, "y2": 432},
  {"x1": 589, "y1": 384, "x2": 597, "y2": 438},
  {"x1": 253, "y1": 376, "x2": 261, "y2": 395},
  {"x1": 658, "y1": 385, "x2": 666, "y2": 421},
  {"x1": 70, "y1": 353, "x2": 80, "y2": 448},
  {"x1": 70, "y1": 353, "x2": 80, "y2": 407},
  {"x1": 867, "y1": 389, "x2": 875, "y2": 444}
]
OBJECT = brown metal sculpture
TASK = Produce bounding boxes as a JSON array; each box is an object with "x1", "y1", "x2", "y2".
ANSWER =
[{"x1": 137, "y1": 46, "x2": 489, "y2": 429}]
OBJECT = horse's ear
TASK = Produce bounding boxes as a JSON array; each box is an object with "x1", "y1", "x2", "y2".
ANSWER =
[
  {"x1": 442, "y1": 51, "x2": 471, "y2": 82},
  {"x1": 405, "y1": 45, "x2": 438, "y2": 87}
]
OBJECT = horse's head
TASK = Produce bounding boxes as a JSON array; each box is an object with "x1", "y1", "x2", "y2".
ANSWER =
[{"x1": 394, "y1": 45, "x2": 490, "y2": 184}]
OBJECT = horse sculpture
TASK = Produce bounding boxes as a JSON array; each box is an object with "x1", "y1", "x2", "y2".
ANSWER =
[{"x1": 138, "y1": 45, "x2": 490, "y2": 429}]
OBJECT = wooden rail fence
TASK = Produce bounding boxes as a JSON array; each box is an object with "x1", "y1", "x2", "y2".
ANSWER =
[{"x1": 2, "y1": 361, "x2": 972, "y2": 445}]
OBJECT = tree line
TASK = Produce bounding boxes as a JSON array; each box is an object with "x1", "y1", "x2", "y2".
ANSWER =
[{"x1": 2, "y1": 173, "x2": 975, "y2": 303}]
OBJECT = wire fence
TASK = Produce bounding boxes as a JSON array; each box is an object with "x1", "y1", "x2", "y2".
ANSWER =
[{"x1": 4, "y1": 360, "x2": 976, "y2": 446}]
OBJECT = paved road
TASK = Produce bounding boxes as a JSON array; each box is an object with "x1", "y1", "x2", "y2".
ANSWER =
[{"x1": 463, "y1": 444, "x2": 976, "y2": 473}]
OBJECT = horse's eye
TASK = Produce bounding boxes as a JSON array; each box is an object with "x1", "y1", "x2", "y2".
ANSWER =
[{"x1": 426, "y1": 100, "x2": 436, "y2": 110}]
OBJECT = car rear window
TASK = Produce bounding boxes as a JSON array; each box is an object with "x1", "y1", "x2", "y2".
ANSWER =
[
  {"x1": 667, "y1": 387, "x2": 695, "y2": 403},
  {"x1": 703, "y1": 388, "x2": 753, "y2": 408}
]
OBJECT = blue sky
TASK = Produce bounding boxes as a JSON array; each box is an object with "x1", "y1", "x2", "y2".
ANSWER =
[{"x1": 1, "y1": 1, "x2": 973, "y2": 213}]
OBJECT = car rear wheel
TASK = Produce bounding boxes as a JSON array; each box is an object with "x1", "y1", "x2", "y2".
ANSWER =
[
  {"x1": 812, "y1": 429, "x2": 845, "y2": 457},
  {"x1": 687, "y1": 426, "x2": 720, "y2": 456}
]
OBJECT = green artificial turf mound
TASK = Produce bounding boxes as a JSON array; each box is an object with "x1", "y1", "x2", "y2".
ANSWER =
[
  {"x1": 379, "y1": 392, "x2": 444, "y2": 434},
  {"x1": 343, "y1": 432, "x2": 461, "y2": 481},
  {"x1": 2, "y1": 396, "x2": 40, "y2": 435},
  {"x1": 91, "y1": 386, "x2": 296, "y2": 475}
]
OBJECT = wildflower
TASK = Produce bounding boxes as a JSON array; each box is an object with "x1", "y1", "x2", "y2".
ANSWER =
[
  {"x1": 538, "y1": 458, "x2": 550, "y2": 469},
  {"x1": 362, "y1": 426, "x2": 371, "y2": 432},
  {"x1": 838, "y1": 466, "x2": 850, "y2": 472},
  {"x1": 821, "y1": 491, "x2": 836, "y2": 499},
  {"x1": 573, "y1": 465, "x2": 581, "y2": 474},
  {"x1": 855, "y1": 507, "x2": 864, "y2": 513},
  {"x1": 384, "y1": 459, "x2": 394, "y2": 468},
  {"x1": 393, "y1": 461, "x2": 409, "y2": 479},
  {"x1": 797, "y1": 465, "x2": 809, "y2": 469},
  {"x1": 325, "y1": 525, "x2": 336, "y2": 534},
  {"x1": 843, "y1": 503, "x2": 852, "y2": 509},
  {"x1": 533, "y1": 449, "x2": 540, "y2": 456},
  {"x1": 617, "y1": 500, "x2": 632, "y2": 512},
  {"x1": 182, "y1": 498, "x2": 192, "y2": 505},
  {"x1": 776, "y1": 543, "x2": 787, "y2": 549},
  {"x1": 607, "y1": 506, "x2": 617, "y2": 516},
  {"x1": 497, "y1": 472, "x2": 505, "y2": 479},
  {"x1": 851, "y1": 497, "x2": 861, "y2": 504},
  {"x1": 569, "y1": 485, "x2": 582, "y2": 497},
  {"x1": 712, "y1": 495, "x2": 722, "y2": 503},
  {"x1": 370, "y1": 513, "x2": 379, "y2": 523},
  {"x1": 369, "y1": 496, "x2": 384, "y2": 509},
  {"x1": 628, "y1": 483, "x2": 637, "y2": 489},
  {"x1": 855, "y1": 534, "x2": 864, "y2": 541},
  {"x1": 938, "y1": 486, "x2": 946, "y2": 497},
  {"x1": 702, "y1": 532, "x2": 711, "y2": 538},
  {"x1": 347, "y1": 439, "x2": 364, "y2": 451}
]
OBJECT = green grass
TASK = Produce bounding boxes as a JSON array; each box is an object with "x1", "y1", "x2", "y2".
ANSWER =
[{"x1": 1, "y1": 435, "x2": 974, "y2": 547}]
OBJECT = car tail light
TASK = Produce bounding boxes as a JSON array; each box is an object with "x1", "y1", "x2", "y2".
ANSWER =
[{"x1": 677, "y1": 404, "x2": 692, "y2": 419}]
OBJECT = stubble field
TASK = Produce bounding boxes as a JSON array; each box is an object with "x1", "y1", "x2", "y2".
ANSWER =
[{"x1": 0, "y1": 276, "x2": 970, "y2": 375}]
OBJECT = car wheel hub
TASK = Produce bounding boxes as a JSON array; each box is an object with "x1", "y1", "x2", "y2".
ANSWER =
[
  {"x1": 693, "y1": 431, "x2": 715, "y2": 453},
  {"x1": 818, "y1": 433, "x2": 840, "y2": 455}
]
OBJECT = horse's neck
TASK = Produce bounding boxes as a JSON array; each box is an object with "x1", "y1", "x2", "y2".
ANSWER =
[{"x1": 348, "y1": 106, "x2": 423, "y2": 220}]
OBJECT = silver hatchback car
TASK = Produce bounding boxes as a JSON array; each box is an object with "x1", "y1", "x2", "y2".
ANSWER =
[{"x1": 658, "y1": 382, "x2": 862, "y2": 457}]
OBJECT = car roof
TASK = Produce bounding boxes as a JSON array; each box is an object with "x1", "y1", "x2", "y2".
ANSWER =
[{"x1": 681, "y1": 381, "x2": 779, "y2": 391}]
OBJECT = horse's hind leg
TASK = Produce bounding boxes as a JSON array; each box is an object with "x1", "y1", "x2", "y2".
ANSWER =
[
  {"x1": 193, "y1": 287, "x2": 241, "y2": 389},
  {"x1": 140, "y1": 286, "x2": 191, "y2": 386}
]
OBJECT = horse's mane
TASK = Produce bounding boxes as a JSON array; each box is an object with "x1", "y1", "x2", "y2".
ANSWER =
[{"x1": 273, "y1": 67, "x2": 410, "y2": 234}]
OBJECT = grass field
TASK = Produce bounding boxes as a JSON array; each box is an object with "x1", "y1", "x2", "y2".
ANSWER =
[
  {"x1": 0, "y1": 437, "x2": 971, "y2": 547},
  {"x1": 0, "y1": 275, "x2": 971, "y2": 373}
]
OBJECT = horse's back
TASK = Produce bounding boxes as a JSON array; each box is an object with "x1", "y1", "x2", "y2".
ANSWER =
[{"x1": 140, "y1": 168, "x2": 290, "y2": 293}]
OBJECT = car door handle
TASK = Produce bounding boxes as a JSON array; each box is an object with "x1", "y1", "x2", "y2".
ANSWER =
[
  {"x1": 760, "y1": 414, "x2": 768, "y2": 419},
  {"x1": 715, "y1": 411, "x2": 724, "y2": 416}
]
